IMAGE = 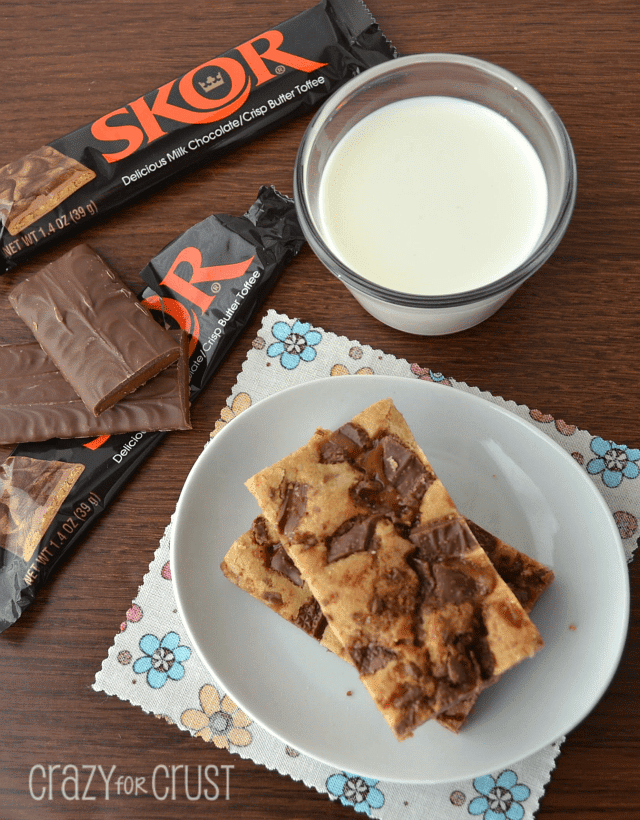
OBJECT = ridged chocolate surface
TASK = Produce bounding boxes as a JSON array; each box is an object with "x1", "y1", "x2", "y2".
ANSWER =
[
  {"x1": 9, "y1": 244, "x2": 180, "y2": 415},
  {"x1": 0, "y1": 334, "x2": 190, "y2": 444}
]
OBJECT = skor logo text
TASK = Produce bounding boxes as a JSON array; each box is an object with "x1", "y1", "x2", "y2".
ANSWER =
[{"x1": 90, "y1": 30, "x2": 327, "y2": 162}]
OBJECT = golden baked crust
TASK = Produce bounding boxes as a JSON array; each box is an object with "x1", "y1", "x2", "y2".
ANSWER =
[
  {"x1": 221, "y1": 515, "x2": 347, "y2": 659},
  {"x1": 245, "y1": 398, "x2": 545, "y2": 740}
]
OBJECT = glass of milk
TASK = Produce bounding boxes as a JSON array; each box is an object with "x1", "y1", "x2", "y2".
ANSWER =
[{"x1": 294, "y1": 54, "x2": 577, "y2": 335}]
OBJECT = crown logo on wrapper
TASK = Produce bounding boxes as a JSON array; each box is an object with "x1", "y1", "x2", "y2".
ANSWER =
[
  {"x1": 199, "y1": 73, "x2": 225, "y2": 93},
  {"x1": 0, "y1": 0, "x2": 396, "y2": 273}
]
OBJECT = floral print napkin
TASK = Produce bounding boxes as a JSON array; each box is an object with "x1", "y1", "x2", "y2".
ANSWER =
[{"x1": 94, "y1": 309, "x2": 638, "y2": 820}]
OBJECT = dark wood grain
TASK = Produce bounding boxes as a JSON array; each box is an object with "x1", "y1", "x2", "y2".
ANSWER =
[{"x1": 1, "y1": 2, "x2": 638, "y2": 818}]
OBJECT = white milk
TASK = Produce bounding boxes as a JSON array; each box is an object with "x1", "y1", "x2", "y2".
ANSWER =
[{"x1": 318, "y1": 96, "x2": 548, "y2": 296}]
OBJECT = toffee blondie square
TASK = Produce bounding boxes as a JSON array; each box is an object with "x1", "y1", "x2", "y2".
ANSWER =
[
  {"x1": 245, "y1": 398, "x2": 545, "y2": 740},
  {"x1": 221, "y1": 514, "x2": 553, "y2": 732}
]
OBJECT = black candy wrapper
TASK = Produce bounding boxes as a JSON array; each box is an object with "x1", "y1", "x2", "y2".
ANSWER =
[
  {"x1": 0, "y1": 0, "x2": 396, "y2": 272},
  {"x1": 0, "y1": 185, "x2": 305, "y2": 632}
]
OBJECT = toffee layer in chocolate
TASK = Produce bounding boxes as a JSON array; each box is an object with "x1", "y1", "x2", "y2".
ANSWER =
[
  {"x1": 221, "y1": 514, "x2": 553, "y2": 732},
  {"x1": 246, "y1": 399, "x2": 544, "y2": 740},
  {"x1": 0, "y1": 456, "x2": 84, "y2": 562},
  {"x1": 9, "y1": 244, "x2": 180, "y2": 415},
  {"x1": 0, "y1": 146, "x2": 95, "y2": 236},
  {"x1": 0, "y1": 332, "x2": 191, "y2": 444}
]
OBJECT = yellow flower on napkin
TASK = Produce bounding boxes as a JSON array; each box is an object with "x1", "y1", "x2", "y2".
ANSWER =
[
  {"x1": 211, "y1": 392, "x2": 252, "y2": 438},
  {"x1": 181, "y1": 684, "x2": 252, "y2": 748}
]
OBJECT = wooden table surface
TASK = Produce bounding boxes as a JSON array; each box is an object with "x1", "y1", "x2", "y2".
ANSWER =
[{"x1": 1, "y1": 1, "x2": 638, "y2": 818}]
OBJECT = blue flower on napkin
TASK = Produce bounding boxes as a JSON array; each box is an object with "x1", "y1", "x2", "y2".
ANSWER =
[
  {"x1": 132, "y1": 632, "x2": 191, "y2": 689},
  {"x1": 587, "y1": 437, "x2": 640, "y2": 488},
  {"x1": 326, "y1": 772, "x2": 385, "y2": 815},
  {"x1": 267, "y1": 319, "x2": 322, "y2": 369},
  {"x1": 468, "y1": 770, "x2": 530, "y2": 820}
]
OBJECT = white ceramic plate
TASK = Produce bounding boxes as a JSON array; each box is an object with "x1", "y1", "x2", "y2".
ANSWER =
[{"x1": 171, "y1": 375, "x2": 629, "y2": 783}]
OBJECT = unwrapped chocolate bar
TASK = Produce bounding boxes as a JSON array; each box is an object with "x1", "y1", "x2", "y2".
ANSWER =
[
  {"x1": 0, "y1": 0, "x2": 395, "y2": 272},
  {"x1": 0, "y1": 185, "x2": 305, "y2": 633},
  {"x1": 246, "y1": 399, "x2": 545, "y2": 740},
  {"x1": 9, "y1": 245, "x2": 181, "y2": 415},
  {"x1": 0, "y1": 332, "x2": 190, "y2": 444}
]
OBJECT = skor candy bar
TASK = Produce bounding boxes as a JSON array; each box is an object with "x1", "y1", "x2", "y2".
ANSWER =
[
  {"x1": 0, "y1": 186, "x2": 305, "y2": 633},
  {"x1": 9, "y1": 245, "x2": 181, "y2": 416},
  {"x1": 0, "y1": 332, "x2": 191, "y2": 445},
  {"x1": 0, "y1": 0, "x2": 396, "y2": 272}
]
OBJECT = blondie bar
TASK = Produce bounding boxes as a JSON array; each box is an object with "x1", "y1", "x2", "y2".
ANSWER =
[
  {"x1": 221, "y1": 514, "x2": 553, "y2": 731},
  {"x1": 245, "y1": 398, "x2": 545, "y2": 740}
]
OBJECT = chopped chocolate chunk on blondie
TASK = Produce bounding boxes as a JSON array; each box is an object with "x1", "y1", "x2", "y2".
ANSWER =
[
  {"x1": 466, "y1": 518, "x2": 554, "y2": 610},
  {"x1": 294, "y1": 598, "x2": 328, "y2": 639}
]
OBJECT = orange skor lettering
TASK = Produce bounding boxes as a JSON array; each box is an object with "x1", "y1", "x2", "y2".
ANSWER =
[
  {"x1": 90, "y1": 30, "x2": 327, "y2": 163},
  {"x1": 160, "y1": 246, "x2": 254, "y2": 313},
  {"x1": 236, "y1": 29, "x2": 327, "y2": 84},
  {"x1": 90, "y1": 109, "x2": 146, "y2": 163},
  {"x1": 129, "y1": 57, "x2": 252, "y2": 145},
  {"x1": 83, "y1": 435, "x2": 110, "y2": 450}
]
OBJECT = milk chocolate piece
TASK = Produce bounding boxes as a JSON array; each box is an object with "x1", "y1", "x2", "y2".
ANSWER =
[
  {"x1": 9, "y1": 245, "x2": 180, "y2": 415},
  {"x1": 278, "y1": 482, "x2": 310, "y2": 537},
  {"x1": 270, "y1": 545, "x2": 304, "y2": 587},
  {"x1": 327, "y1": 515, "x2": 380, "y2": 562},
  {"x1": 324, "y1": 423, "x2": 436, "y2": 526},
  {"x1": 410, "y1": 516, "x2": 477, "y2": 558},
  {"x1": 0, "y1": 456, "x2": 84, "y2": 562},
  {"x1": 221, "y1": 514, "x2": 553, "y2": 732},
  {"x1": 294, "y1": 598, "x2": 328, "y2": 639},
  {"x1": 252, "y1": 511, "x2": 304, "y2": 587},
  {"x1": 320, "y1": 422, "x2": 372, "y2": 462},
  {"x1": 246, "y1": 399, "x2": 545, "y2": 740},
  {"x1": 0, "y1": 333, "x2": 190, "y2": 444},
  {"x1": 0, "y1": 146, "x2": 95, "y2": 236}
]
